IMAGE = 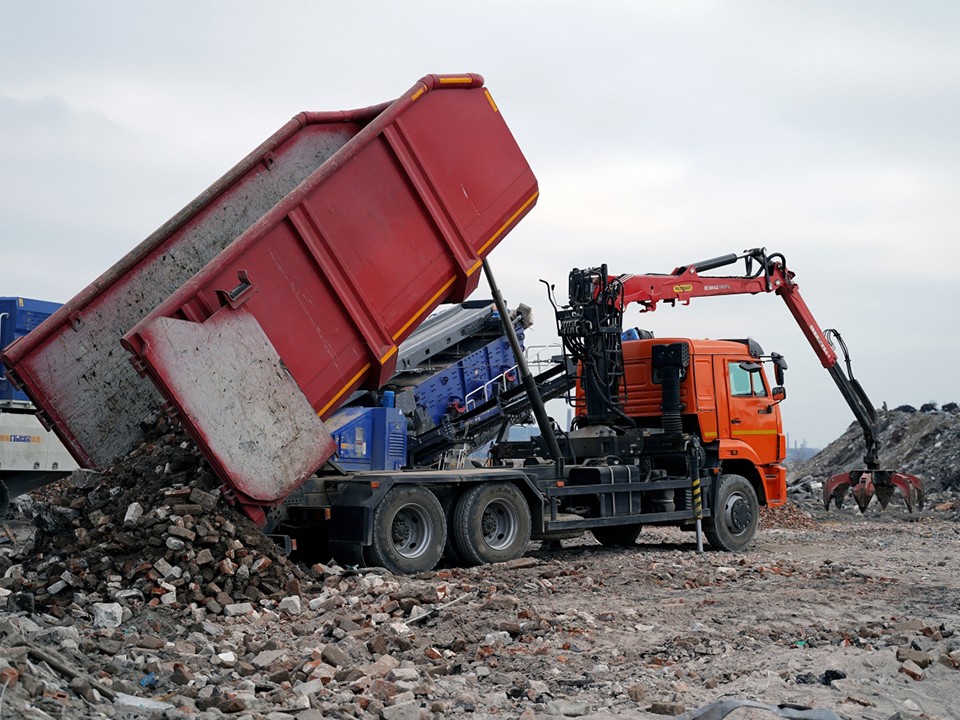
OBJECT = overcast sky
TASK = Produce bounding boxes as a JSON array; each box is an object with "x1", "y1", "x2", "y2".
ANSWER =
[{"x1": 2, "y1": 1, "x2": 958, "y2": 449}]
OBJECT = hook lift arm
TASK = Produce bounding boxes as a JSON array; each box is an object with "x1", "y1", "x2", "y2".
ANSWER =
[{"x1": 587, "y1": 247, "x2": 922, "y2": 512}]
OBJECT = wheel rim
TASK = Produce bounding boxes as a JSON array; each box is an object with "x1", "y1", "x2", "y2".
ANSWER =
[
  {"x1": 391, "y1": 503, "x2": 434, "y2": 559},
  {"x1": 723, "y1": 491, "x2": 753, "y2": 536},
  {"x1": 479, "y1": 498, "x2": 520, "y2": 551}
]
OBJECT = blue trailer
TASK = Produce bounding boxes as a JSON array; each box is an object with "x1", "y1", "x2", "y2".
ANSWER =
[
  {"x1": 1, "y1": 296, "x2": 79, "y2": 513},
  {"x1": 1, "y1": 297, "x2": 63, "y2": 403}
]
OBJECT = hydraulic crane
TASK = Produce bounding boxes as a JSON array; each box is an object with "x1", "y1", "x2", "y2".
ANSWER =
[{"x1": 563, "y1": 247, "x2": 923, "y2": 513}]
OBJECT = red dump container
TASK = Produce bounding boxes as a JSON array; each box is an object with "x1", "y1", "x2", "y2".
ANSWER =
[
  {"x1": 4, "y1": 93, "x2": 391, "y2": 470},
  {"x1": 115, "y1": 74, "x2": 536, "y2": 517},
  {"x1": 3, "y1": 74, "x2": 537, "y2": 519}
]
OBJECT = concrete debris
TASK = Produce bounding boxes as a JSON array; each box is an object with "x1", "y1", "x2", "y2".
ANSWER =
[
  {"x1": 278, "y1": 594, "x2": 302, "y2": 616},
  {"x1": 91, "y1": 602, "x2": 123, "y2": 629},
  {"x1": 896, "y1": 646, "x2": 933, "y2": 668},
  {"x1": 0, "y1": 414, "x2": 955, "y2": 719}
]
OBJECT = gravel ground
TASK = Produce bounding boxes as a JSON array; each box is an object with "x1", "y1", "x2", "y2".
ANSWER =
[
  {"x1": 1, "y1": 494, "x2": 957, "y2": 720},
  {"x1": 0, "y1": 415, "x2": 957, "y2": 720}
]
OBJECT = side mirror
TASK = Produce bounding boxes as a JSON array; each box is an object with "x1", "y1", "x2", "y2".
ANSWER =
[
  {"x1": 772, "y1": 386, "x2": 786, "y2": 403},
  {"x1": 770, "y1": 352, "x2": 788, "y2": 386}
]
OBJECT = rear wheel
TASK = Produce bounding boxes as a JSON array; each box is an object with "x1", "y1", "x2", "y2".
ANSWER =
[
  {"x1": 453, "y1": 483, "x2": 531, "y2": 565},
  {"x1": 591, "y1": 523, "x2": 643, "y2": 547},
  {"x1": 441, "y1": 492, "x2": 469, "y2": 567},
  {"x1": 367, "y1": 486, "x2": 445, "y2": 574},
  {"x1": 705, "y1": 474, "x2": 758, "y2": 551}
]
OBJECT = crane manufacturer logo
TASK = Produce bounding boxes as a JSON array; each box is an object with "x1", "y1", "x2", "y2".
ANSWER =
[
  {"x1": 1, "y1": 434, "x2": 41, "y2": 443},
  {"x1": 673, "y1": 284, "x2": 694, "y2": 293},
  {"x1": 810, "y1": 323, "x2": 830, "y2": 356}
]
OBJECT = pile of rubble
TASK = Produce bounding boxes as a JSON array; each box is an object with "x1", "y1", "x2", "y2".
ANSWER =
[
  {"x1": 10, "y1": 421, "x2": 315, "y2": 621},
  {"x1": 0, "y1": 422, "x2": 567, "y2": 718},
  {"x1": 1, "y1": 410, "x2": 959, "y2": 718},
  {"x1": 2, "y1": 517, "x2": 959, "y2": 719},
  {"x1": 786, "y1": 403, "x2": 960, "y2": 514},
  {"x1": 758, "y1": 501, "x2": 817, "y2": 531}
]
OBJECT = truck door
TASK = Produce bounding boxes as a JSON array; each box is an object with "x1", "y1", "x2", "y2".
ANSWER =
[{"x1": 724, "y1": 359, "x2": 780, "y2": 464}]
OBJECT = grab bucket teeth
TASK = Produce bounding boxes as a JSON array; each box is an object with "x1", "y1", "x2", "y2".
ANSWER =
[{"x1": 823, "y1": 470, "x2": 923, "y2": 513}]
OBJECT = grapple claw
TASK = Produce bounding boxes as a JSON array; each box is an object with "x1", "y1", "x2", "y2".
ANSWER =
[
  {"x1": 874, "y1": 482, "x2": 894, "y2": 510},
  {"x1": 848, "y1": 472, "x2": 875, "y2": 513},
  {"x1": 887, "y1": 472, "x2": 924, "y2": 513},
  {"x1": 826, "y1": 485, "x2": 848, "y2": 511},
  {"x1": 822, "y1": 469, "x2": 924, "y2": 513},
  {"x1": 824, "y1": 471, "x2": 855, "y2": 511}
]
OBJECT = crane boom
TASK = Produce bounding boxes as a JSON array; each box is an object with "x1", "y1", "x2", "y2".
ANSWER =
[{"x1": 566, "y1": 248, "x2": 923, "y2": 512}]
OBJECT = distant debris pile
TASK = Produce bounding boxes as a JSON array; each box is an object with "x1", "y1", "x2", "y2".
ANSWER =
[{"x1": 788, "y1": 403, "x2": 960, "y2": 509}]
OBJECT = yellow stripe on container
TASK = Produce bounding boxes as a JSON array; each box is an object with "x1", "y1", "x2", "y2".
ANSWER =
[
  {"x1": 393, "y1": 277, "x2": 457, "y2": 340},
  {"x1": 476, "y1": 191, "x2": 539, "y2": 257},
  {"x1": 318, "y1": 363, "x2": 371, "y2": 417}
]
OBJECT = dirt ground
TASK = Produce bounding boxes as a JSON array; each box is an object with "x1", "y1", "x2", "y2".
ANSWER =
[
  {"x1": 1, "y1": 495, "x2": 957, "y2": 720},
  {"x1": 500, "y1": 511, "x2": 960, "y2": 719}
]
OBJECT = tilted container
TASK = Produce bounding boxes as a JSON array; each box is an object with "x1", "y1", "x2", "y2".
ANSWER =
[{"x1": 3, "y1": 74, "x2": 536, "y2": 522}]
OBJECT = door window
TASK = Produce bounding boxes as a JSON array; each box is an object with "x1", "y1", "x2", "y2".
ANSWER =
[{"x1": 728, "y1": 362, "x2": 767, "y2": 398}]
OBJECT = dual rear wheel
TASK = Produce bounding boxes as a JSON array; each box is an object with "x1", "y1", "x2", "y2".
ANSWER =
[
  {"x1": 366, "y1": 482, "x2": 531, "y2": 574},
  {"x1": 452, "y1": 482, "x2": 531, "y2": 566},
  {"x1": 365, "y1": 486, "x2": 446, "y2": 574}
]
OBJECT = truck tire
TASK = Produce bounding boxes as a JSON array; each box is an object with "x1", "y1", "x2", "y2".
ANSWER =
[
  {"x1": 453, "y1": 482, "x2": 531, "y2": 566},
  {"x1": 705, "y1": 474, "x2": 758, "y2": 552},
  {"x1": 441, "y1": 493, "x2": 469, "y2": 567},
  {"x1": 367, "y1": 486, "x2": 446, "y2": 574},
  {"x1": 591, "y1": 523, "x2": 642, "y2": 547}
]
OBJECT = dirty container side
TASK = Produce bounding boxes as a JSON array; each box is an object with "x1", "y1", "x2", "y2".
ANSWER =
[
  {"x1": 122, "y1": 74, "x2": 538, "y2": 511},
  {"x1": 2, "y1": 106, "x2": 387, "y2": 469}
]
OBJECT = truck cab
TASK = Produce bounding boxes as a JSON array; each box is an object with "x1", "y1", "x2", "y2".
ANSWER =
[{"x1": 619, "y1": 336, "x2": 787, "y2": 507}]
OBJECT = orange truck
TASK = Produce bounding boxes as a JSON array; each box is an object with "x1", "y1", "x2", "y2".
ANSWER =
[
  {"x1": 504, "y1": 331, "x2": 792, "y2": 553},
  {"x1": 533, "y1": 248, "x2": 922, "y2": 529}
]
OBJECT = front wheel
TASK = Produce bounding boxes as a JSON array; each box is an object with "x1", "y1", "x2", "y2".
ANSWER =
[
  {"x1": 367, "y1": 486, "x2": 446, "y2": 574},
  {"x1": 453, "y1": 483, "x2": 531, "y2": 566},
  {"x1": 705, "y1": 474, "x2": 758, "y2": 552}
]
